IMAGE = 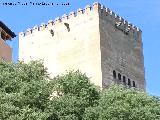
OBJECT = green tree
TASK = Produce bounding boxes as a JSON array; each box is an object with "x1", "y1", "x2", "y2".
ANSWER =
[
  {"x1": 0, "y1": 60, "x2": 52, "y2": 120},
  {"x1": 84, "y1": 86, "x2": 160, "y2": 120},
  {"x1": 46, "y1": 71, "x2": 100, "y2": 120},
  {"x1": 0, "y1": 60, "x2": 100, "y2": 120},
  {"x1": 0, "y1": 60, "x2": 160, "y2": 120}
]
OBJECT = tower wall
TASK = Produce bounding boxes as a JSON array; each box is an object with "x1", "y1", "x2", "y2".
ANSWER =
[
  {"x1": 99, "y1": 6, "x2": 145, "y2": 90},
  {"x1": 19, "y1": 2, "x2": 145, "y2": 90},
  {"x1": 19, "y1": 3, "x2": 102, "y2": 87}
]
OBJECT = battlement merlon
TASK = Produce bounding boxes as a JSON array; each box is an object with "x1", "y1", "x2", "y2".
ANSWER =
[{"x1": 19, "y1": 2, "x2": 142, "y2": 37}]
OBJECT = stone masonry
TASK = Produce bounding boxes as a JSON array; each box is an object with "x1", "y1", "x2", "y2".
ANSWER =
[{"x1": 19, "y1": 2, "x2": 145, "y2": 91}]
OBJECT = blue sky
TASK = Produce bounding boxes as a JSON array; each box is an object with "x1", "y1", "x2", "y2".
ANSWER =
[{"x1": 0, "y1": 0, "x2": 160, "y2": 96}]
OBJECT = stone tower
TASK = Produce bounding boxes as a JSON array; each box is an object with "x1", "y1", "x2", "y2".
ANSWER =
[
  {"x1": 0, "y1": 21, "x2": 16, "y2": 62},
  {"x1": 19, "y1": 2, "x2": 145, "y2": 91}
]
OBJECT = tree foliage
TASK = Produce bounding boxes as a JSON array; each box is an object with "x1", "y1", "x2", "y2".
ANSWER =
[
  {"x1": 46, "y1": 71, "x2": 100, "y2": 120},
  {"x1": 0, "y1": 60, "x2": 160, "y2": 120},
  {"x1": 84, "y1": 86, "x2": 160, "y2": 120},
  {"x1": 0, "y1": 60, "x2": 52, "y2": 120}
]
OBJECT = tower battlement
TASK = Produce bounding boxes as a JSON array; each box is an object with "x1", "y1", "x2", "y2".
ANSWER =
[
  {"x1": 19, "y1": 2, "x2": 141, "y2": 37},
  {"x1": 19, "y1": 2, "x2": 145, "y2": 91}
]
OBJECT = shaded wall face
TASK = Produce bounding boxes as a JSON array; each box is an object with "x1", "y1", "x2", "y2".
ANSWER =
[
  {"x1": 19, "y1": 10, "x2": 102, "y2": 87},
  {"x1": 0, "y1": 39, "x2": 12, "y2": 62},
  {"x1": 99, "y1": 14, "x2": 145, "y2": 91}
]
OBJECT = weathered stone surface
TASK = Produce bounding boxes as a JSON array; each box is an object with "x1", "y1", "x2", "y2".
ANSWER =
[
  {"x1": 19, "y1": 3, "x2": 145, "y2": 91},
  {"x1": 100, "y1": 13, "x2": 145, "y2": 90}
]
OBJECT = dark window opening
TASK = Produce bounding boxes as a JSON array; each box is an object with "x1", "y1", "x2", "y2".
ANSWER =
[
  {"x1": 128, "y1": 79, "x2": 131, "y2": 86},
  {"x1": 113, "y1": 70, "x2": 116, "y2": 79},
  {"x1": 118, "y1": 73, "x2": 121, "y2": 81},
  {"x1": 49, "y1": 29, "x2": 54, "y2": 37},
  {"x1": 64, "y1": 23, "x2": 70, "y2": 32},
  {"x1": 133, "y1": 81, "x2": 136, "y2": 87},
  {"x1": 123, "y1": 76, "x2": 126, "y2": 84}
]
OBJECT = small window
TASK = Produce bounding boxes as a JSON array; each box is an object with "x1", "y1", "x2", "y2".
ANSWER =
[
  {"x1": 123, "y1": 76, "x2": 126, "y2": 84},
  {"x1": 64, "y1": 23, "x2": 70, "y2": 32},
  {"x1": 113, "y1": 70, "x2": 116, "y2": 79},
  {"x1": 133, "y1": 81, "x2": 136, "y2": 87},
  {"x1": 128, "y1": 79, "x2": 131, "y2": 86},
  {"x1": 118, "y1": 73, "x2": 121, "y2": 81},
  {"x1": 49, "y1": 29, "x2": 54, "y2": 37}
]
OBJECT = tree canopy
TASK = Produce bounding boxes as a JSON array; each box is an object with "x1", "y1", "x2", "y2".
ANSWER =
[{"x1": 0, "y1": 60, "x2": 160, "y2": 120}]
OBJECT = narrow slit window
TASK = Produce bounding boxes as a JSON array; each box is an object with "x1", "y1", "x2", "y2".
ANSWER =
[
  {"x1": 123, "y1": 76, "x2": 126, "y2": 84},
  {"x1": 113, "y1": 70, "x2": 116, "y2": 79},
  {"x1": 118, "y1": 73, "x2": 121, "y2": 81},
  {"x1": 128, "y1": 79, "x2": 131, "y2": 86},
  {"x1": 133, "y1": 81, "x2": 136, "y2": 87}
]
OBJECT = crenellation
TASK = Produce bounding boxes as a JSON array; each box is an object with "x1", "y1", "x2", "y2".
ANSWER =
[
  {"x1": 33, "y1": 25, "x2": 39, "y2": 33},
  {"x1": 135, "y1": 26, "x2": 139, "y2": 31},
  {"x1": 93, "y1": 2, "x2": 101, "y2": 11},
  {"x1": 106, "y1": 8, "x2": 111, "y2": 14},
  {"x1": 132, "y1": 24, "x2": 135, "y2": 30},
  {"x1": 119, "y1": 17, "x2": 124, "y2": 22},
  {"x1": 69, "y1": 11, "x2": 76, "y2": 18},
  {"x1": 132, "y1": 25, "x2": 136, "y2": 29},
  {"x1": 102, "y1": 5, "x2": 106, "y2": 10},
  {"x1": 85, "y1": 5, "x2": 92, "y2": 13},
  {"x1": 20, "y1": 2, "x2": 141, "y2": 37},
  {"x1": 100, "y1": 6, "x2": 107, "y2": 16},
  {"x1": 136, "y1": 27, "x2": 140, "y2": 31},
  {"x1": 54, "y1": 17, "x2": 61, "y2": 24},
  {"x1": 48, "y1": 20, "x2": 54, "y2": 28},
  {"x1": 39, "y1": 23, "x2": 47, "y2": 31},
  {"x1": 128, "y1": 23, "x2": 135, "y2": 33},
  {"x1": 138, "y1": 28, "x2": 142, "y2": 33},
  {"x1": 115, "y1": 15, "x2": 120, "y2": 21},
  {"x1": 128, "y1": 23, "x2": 133, "y2": 30},
  {"x1": 123, "y1": 20, "x2": 126, "y2": 24},
  {"x1": 110, "y1": 11, "x2": 115, "y2": 18},
  {"x1": 77, "y1": 8, "x2": 84, "y2": 15},
  {"x1": 19, "y1": 32, "x2": 25, "y2": 37},
  {"x1": 114, "y1": 13, "x2": 118, "y2": 18},
  {"x1": 132, "y1": 25, "x2": 137, "y2": 32},
  {"x1": 26, "y1": 28, "x2": 32, "y2": 35},
  {"x1": 62, "y1": 14, "x2": 68, "y2": 21},
  {"x1": 123, "y1": 20, "x2": 127, "y2": 27},
  {"x1": 124, "y1": 21, "x2": 129, "y2": 28}
]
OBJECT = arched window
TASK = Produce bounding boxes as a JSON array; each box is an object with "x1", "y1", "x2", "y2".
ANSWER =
[
  {"x1": 123, "y1": 76, "x2": 126, "y2": 84},
  {"x1": 133, "y1": 81, "x2": 136, "y2": 87},
  {"x1": 118, "y1": 73, "x2": 121, "y2": 81},
  {"x1": 128, "y1": 79, "x2": 131, "y2": 86},
  {"x1": 113, "y1": 70, "x2": 116, "y2": 79}
]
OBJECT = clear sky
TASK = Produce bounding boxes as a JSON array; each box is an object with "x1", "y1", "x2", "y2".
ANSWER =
[{"x1": 0, "y1": 0, "x2": 160, "y2": 96}]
